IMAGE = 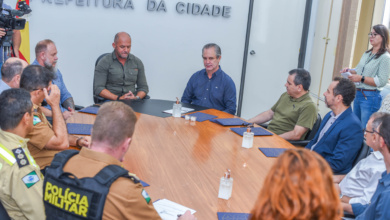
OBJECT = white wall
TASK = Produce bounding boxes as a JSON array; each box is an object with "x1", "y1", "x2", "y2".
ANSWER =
[{"x1": 24, "y1": 0, "x2": 249, "y2": 107}]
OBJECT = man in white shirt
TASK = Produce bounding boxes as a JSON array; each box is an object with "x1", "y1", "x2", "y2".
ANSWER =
[{"x1": 333, "y1": 112, "x2": 386, "y2": 212}]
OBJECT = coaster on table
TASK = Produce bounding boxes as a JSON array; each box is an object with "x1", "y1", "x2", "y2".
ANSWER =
[
  {"x1": 217, "y1": 212, "x2": 250, "y2": 220},
  {"x1": 210, "y1": 118, "x2": 250, "y2": 126},
  {"x1": 78, "y1": 106, "x2": 99, "y2": 115},
  {"x1": 182, "y1": 112, "x2": 217, "y2": 122},
  {"x1": 230, "y1": 127, "x2": 273, "y2": 136},
  {"x1": 258, "y1": 148, "x2": 288, "y2": 157},
  {"x1": 67, "y1": 123, "x2": 93, "y2": 135}
]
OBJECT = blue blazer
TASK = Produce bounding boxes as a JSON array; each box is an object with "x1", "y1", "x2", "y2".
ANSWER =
[{"x1": 305, "y1": 107, "x2": 363, "y2": 174}]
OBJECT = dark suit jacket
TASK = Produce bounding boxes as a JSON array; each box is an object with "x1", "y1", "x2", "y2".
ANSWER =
[{"x1": 305, "y1": 107, "x2": 363, "y2": 174}]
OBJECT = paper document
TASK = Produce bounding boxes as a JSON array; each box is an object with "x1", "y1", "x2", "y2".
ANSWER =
[
  {"x1": 153, "y1": 199, "x2": 196, "y2": 220},
  {"x1": 341, "y1": 72, "x2": 360, "y2": 86},
  {"x1": 163, "y1": 107, "x2": 194, "y2": 114}
]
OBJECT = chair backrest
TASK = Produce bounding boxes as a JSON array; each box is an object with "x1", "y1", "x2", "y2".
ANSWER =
[
  {"x1": 305, "y1": 113, "x2": 322, "y2": 140},
  {"x1": 352, "y1": 141, "x2": 371, "y2": 167},
  {"x1": 93, "y1": 53, "x2": 110, "y2": 104},
  {"x1": 0, "y1": 201, "x2": 11, "y2": 220},
  {"x1": 95, "y1": 53, "x2": 110, "y2": 67}
]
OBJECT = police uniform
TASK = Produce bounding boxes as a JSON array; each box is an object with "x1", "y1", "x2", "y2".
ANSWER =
[
  {"x1": 0, "y1": 130, "x2": 45, "y2": 219},
  {"x1": 26, "y1": 104, "x2": 59, "y2": 169},
  {"x1": 62, "y1": 148, "x2": 162, "y2": 219}
]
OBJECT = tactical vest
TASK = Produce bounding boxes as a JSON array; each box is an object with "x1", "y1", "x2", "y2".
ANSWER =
[{"x1": 43, "y1": 150, "x2": 138, "y2": 220}]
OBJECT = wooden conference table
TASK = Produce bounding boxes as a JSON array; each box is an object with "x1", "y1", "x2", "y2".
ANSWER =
[{"x1": 67, "y1": 100, "x2": 295, "y2": 219}]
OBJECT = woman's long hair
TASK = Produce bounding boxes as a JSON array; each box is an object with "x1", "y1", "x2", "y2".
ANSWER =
[
  {"x1": 250, "y1": 149, "x2": 342, "y2": 220},
  {"x1": 367, "y1": 24, "x2": 390, "y2": 58}
]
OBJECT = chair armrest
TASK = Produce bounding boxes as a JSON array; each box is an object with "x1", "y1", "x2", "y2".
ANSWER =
[
  {"x1": 258, "y1": 123, "x2": 268, "y2": 129},
  {"x1": 74, "y1": 105, "x2": 84, "y2": 110},
  {"x1": 288, "y1": 140, "x2": 310, "y2": 147},
  {"x1": 93, "y1": 95, "x2": 105, "y2": 104}
]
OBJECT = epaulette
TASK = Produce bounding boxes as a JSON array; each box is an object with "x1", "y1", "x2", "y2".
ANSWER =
[
  {"x1": 12, "y1": 147, "x2": 30, "y2": 168},
  {"x1": 128, "y1": 172, "x2": 140, "y2": 184}
]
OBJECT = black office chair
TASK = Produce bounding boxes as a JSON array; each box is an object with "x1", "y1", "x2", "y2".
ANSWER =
[
  {"x1": 288, "y1": 113, "x2": 322, "y2": 147},
  {"x1": 93, "y1": 53, "x2": 150, "y2": 104},
  {"x1": 0, "y1": 201, "x2": 11, "y2": 220},
  {"x1": 93, "y1": 53, "x2": 110, "y2": 104},
  {"x1": 352, "y1": 140, "x2": 371, "y2": 167}
]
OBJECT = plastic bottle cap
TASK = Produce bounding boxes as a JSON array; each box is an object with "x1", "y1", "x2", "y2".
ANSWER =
[{"x1": 224, "y1": 169, "x2": 231, "y2": 179}]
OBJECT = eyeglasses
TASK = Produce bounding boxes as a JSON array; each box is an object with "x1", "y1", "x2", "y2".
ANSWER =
[
  {"x1": 368, "y1": 32, "x2": 379, "y2": 38},
  {"x1": 363, "y1": 128, "x2": 375, "y2": 135}
]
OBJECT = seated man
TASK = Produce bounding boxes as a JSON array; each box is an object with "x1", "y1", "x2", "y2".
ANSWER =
[
  {"x1": 20, "y1": 65, "x2": 89, "y2": 169},
  {"x1": 336, "y1": 112, "x2": 386, "y2": 216},
  {"x1": 0, "y1": 57, "x2": 28, "y2": 94},
  {"x1": 94, "y1": 32, "x2": 149, "y2": 101},
  {"x1": 181, "y1": 43, "x2": 236, "y2": 115},
  {"x1": 43, "y1": 102, "x2": 194, "y2": 219},
  {"x1": 0, "y1": 88, "x2": 44, "y2": 219},
  {"x1": 32, "y1": 39, "x2": 75, "y2": 120},
  {"x1": 248, "y1": 68, "x2": 316, "y2": 140},
  {"x1": 306, "y1": 77, "x2": 363, "y2": 174},
  {"x1": 348, "y1": 114, "x2": 390, "y2": 219}
]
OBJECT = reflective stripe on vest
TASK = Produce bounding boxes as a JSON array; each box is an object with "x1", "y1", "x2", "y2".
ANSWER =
[{"x1": 0, "y1": 143, "x2": 16, "y2": 165}]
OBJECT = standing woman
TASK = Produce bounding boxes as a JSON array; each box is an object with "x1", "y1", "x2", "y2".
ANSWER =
[
  {"x1": 249, "y1": 149, "x2": 342, "y2": 220},
  {"x1": 341, "y1": 24, "x2": 390, "y2": 127}
]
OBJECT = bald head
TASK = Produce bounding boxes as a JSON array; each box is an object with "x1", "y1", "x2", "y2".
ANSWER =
[
  {"x1": 1, "y1": 58, "x2": 28, "y2": 84},
  {"x1": 114, "y1": 32, "x2": 131, "y2": 43}
]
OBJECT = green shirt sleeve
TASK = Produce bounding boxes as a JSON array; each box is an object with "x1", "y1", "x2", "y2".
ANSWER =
[{"x1": 296, "y1": 102, "x2": 317, "y2": 130}]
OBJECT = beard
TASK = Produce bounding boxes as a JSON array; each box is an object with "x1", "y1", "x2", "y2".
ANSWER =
[{"x1": 44, "y1": 60, "x2": 58, "y2": 74}]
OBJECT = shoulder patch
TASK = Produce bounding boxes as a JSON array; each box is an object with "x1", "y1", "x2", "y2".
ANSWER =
[
  {"x1": 22, "y1": 170, "x2": 40, "y2": 188},
  {"x1": 12, "y1": 148, "x2": 30, "y2": 168},
  {"x1": 141, "y1": 189, "x2": 151, "y2": 204},
  {"x1": 33, "y1": 116, "x2": 42, "y2": 125}
]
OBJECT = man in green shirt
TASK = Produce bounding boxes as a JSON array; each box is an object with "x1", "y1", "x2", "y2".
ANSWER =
[
  {"x1": 93, "y1": 32, "x2": 149, "y2": 101},
  {"x1": 248, "y1": 68, "x2": 317, "y2": 140}
]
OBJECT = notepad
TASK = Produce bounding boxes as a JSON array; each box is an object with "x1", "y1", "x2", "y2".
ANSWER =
[
  {"x1": 182, "y1": 112, "x2": 217, "y2": 122},
  {"x1": 210, "y1": 118, "x2": 250, "y2": 126},
  {"x1": 230, "y1": 127, "x2": 273, "y2": 136},
  {"x1": 140, "y1": 180, "x2": 150, "y2": 187},
  {"x1": 67, "y1": 123, "x2": 93, "y2": 135},
  {"x1": 153, "y1": 199, "x2": 196, "y2": 220},
  {"x1": 258, "y1": 148, "x2": 288, "y2": 157},
  {"x1": 78, "y1": 106, "x2": 99, "y2": 114},
  {"x1": 217, "y1": 212, "x2": 250, "y2": 220}
]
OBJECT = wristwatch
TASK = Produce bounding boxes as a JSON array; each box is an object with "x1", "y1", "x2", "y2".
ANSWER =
[
  {"x1": 361, "y1": 76, "x2": 365, "y2": 83},
  {"x1": 136, "y1": 96, "x2": 140, "y2": 100}
]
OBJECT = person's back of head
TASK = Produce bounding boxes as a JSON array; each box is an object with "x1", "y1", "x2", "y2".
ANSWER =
[
  {"x1": 333, "y1": 77, "x2": 356, "y2": 107},
  {"x1": 1, "y1": 58, "x2": 26, "y2": 84},
  {"x1": 0, "y1": 88, "x2": 32, "y2": 131},
  {"x1": 250, "y1": 149, "x2": 342, "y2": 220},
  {"x1": 20, "y1": 65, "x2": 54, "y2": 92},
  {"x1": 289, "y1": 68, "x2": 311, "y2": 91},
  {"x1": 92, "y1": 101, "x2": 137, "y2": 149}
]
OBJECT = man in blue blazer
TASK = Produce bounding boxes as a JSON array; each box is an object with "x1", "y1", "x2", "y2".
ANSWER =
[{"x1": 306, "y1": 77, "x2": 363, "y2": 174}]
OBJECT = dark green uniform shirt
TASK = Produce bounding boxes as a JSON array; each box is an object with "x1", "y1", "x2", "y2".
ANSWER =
[{"x1": 93, "y1": 52, "x2": 149, "y2": 97}]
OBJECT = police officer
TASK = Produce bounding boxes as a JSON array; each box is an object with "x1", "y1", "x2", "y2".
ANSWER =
[
  {"x1": 43, "y1": 102, "x2": 195, "y2": 219},
  {"x1": 19, "y1": 65, "x2": 89, "y2": 170},
  {"x1": 0, "y1": 88, "x2": 45, "y2": 219}
]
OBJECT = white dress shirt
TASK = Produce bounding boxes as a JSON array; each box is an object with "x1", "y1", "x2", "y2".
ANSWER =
[{"x1": 339, "y1": 151, "x2": 385, "y2": 205}]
